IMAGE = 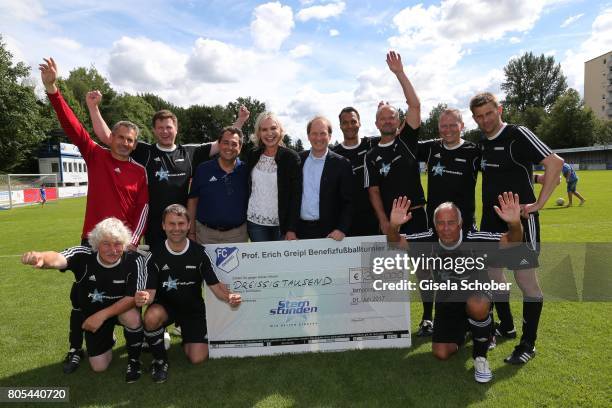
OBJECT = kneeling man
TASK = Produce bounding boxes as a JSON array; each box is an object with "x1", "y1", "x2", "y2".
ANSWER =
[
  {"x1": 387, "y1": 192, "x2": 523, "y2": 383},
  {"x1": 22, "y1": 218, "x2": 150, "y2": 382},
  {"x1": 137, "y1": 204, "x2": 241, "y2": 383}
]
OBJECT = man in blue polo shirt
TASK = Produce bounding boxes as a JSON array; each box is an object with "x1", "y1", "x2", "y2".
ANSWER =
[{"x1": 187, "y1": 127, "x2": 249, "y2": 244}]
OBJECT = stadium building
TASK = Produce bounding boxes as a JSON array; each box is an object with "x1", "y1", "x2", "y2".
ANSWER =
[{"x1": 37, "y1": 141, "x2": 88, "y2": 187}]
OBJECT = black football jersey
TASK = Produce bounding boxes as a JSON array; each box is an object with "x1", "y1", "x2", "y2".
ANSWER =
[{"x1": 147, "y1": 239, "x2": 219, "y2": 314}]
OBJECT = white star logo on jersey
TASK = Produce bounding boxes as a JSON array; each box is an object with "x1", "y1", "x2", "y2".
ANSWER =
[
  {"x1": 480, "y1": 159, "x2": 487, "y2": 170},
  {"x1": 434, "y1": 153, "x2": 441, "y2": 158},
  {"x1": 155, "y1": 169, "x2": 169, "y2": 181},
  {"x1": 209, "y1": 176, "x2": 218, "y2": 182},
  {"x1": 431, "y1": 162, "x2": 445, "y2": 176},
  {"x1": 90, "y1": 289, "x2": 105, "y2": 303},
  {"x1": 380, "y1": 163, "x2": 391, "y2": 177},
  {"x1": 163, "y1": 276, "x2": 178, "y2": 291},
  {"x1": 114, "y1": 167, "x2": 121, "y2": 174}
]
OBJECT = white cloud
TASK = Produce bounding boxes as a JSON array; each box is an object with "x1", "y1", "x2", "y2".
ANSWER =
[
  {"x1": 188, "y1": 38, "x2": 259, "y2": 83},
  {"x1": 107, "y1": 36, "x2": 188, "y2": 90},
  {"x1": 560, "y1": 13, "x2": 584, "y2": 28},
  {"x1": 0, "y1": 0, "x2": 45, "y2": 22},
  {"x1": 250, "y1": 2, "x2": 294, "y2": 52},
  {"x1": 562, "y1": 8, "x2": 612, "y2": 92},
  {"x1": 289, "y1": 44, "x2": 313, "y2": 58},
  {"x1": 329, "y1": 29, "x2": 339, "y2": 37},
  {"x1": 296, "y1": 1, "x2": 345, "y2": 22},
  {"x1": 390, "y1": 0, "x2": 546, "y2": 47},
  {"x1": 509, "y1": 36, "x2": 521, "y2": 44},
  {"x1": 50, "y1": 37, "x2": 82, "y2": 51}
]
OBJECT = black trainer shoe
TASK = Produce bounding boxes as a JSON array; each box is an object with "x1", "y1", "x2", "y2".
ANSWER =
[
  {"x1": 62, "y1": 348, "x2": 83, "y2": 374},
  {"x1": 494, "y1": 322, "x2": 517, "y2": 339},
  {"x1": 504, "y1": 343, "x2": 536, "y2": 365},
  {"x1": 151, "y1": 359, "x2": 169, "y2": 383},
  {"x1": 416, "y1": 320, "x2": 434, "y2": 337},
  {"x1": 125, "y1": 359, "x2": 142, "y2": 383}
]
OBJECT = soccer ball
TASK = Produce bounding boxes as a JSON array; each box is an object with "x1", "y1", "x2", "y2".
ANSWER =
[{"x1": 556, "y1": 197, "x2": 565, "y2": 206}]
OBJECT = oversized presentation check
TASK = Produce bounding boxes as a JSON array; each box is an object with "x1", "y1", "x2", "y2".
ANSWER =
[{"x1": 204, "y1": 236, "x2": 411, "y2": 358}]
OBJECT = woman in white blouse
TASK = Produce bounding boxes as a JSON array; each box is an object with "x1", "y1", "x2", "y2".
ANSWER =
[{"x1": 246, "y1": 112, "x2": 302, "y2": 242}]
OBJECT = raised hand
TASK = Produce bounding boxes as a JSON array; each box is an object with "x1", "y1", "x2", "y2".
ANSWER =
[
  {"x1": 39, "y1": 57, "x2": 58, "y2": 93},
  {"x1": 238, "y1": 105, "x2": 250, "y2": 122},
  {"x1": 390, "y1": 196, "x2": 412, "y2": 228},
  {"x1": 494, "y1": 192, "x2": 521, "y2": 224},
  {"x1": 86, "y1": 90, "x2": 103, "y2": 110},
  {"x1": 21, "y1": 251, "x2": 44, "y2": 268},
  {"x1": 386, "y1": 51, "x2": 404, "y2": 75}
]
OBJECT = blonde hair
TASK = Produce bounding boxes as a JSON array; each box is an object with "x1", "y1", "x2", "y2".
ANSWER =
[
  {"x1": 250, "y1": 111, "x2": 285, "y2": 148},
  {"x1": 87, "y1": 217, "x2": 132, "y2": 252}
]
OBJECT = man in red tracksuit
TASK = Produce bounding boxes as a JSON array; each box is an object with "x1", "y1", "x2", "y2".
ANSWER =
[{"x1": 40, "y1": 57, "x2": 149, "y2": 374}]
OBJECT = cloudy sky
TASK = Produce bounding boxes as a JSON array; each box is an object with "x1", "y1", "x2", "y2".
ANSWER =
[{"x1": 1, "y1": 0, "x2": 611, "y2": 143}]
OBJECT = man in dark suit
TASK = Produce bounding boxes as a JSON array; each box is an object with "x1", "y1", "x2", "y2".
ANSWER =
[{"x1": 297, "y1": 116, "x2": 352, "y2": 240}]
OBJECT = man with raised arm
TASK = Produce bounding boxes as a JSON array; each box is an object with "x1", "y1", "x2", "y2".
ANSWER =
[
  {"x1": 21, "y1": 218, "x2": 153, "y2": 383},
  {"x1": 364, "y1": 51, "x2": 434, "y2": 335},
  {"x1": 387, "y1": 192, "x2": 523, "y2": 383},
  {"x1": 470, "y1": 92, "x2": 564, "y2": 365},
  {"x1": 86, "y1": 91, "x2": 249, "y2": 249},
  {"x1": 40, "y1": 57, "x2": 149, "y2": 374},
  {"x1": 136, "y1": 204, "x2": 242, "y2": 383}
]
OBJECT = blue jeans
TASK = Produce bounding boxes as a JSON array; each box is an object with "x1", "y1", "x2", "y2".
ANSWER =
[{"x1": 247, "y1": 221, "x2": 282, "y2": 242}]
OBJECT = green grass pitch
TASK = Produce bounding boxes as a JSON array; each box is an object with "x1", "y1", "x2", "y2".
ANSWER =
[{"x1": 0, "y1": 171, "x2": 610, "y2": 407}]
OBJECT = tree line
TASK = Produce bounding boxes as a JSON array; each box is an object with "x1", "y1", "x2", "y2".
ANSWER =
[
  {"x1": 1, "y1": 34, "x2": 610, "y2": 173},
  {"x1": 420, "y1": 52, "x2": 612, "y2": 147}
]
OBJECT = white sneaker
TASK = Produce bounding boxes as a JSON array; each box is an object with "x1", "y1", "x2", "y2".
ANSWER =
[{"x1": 474, "y1": 357, "x2": 493, "y2": 383}]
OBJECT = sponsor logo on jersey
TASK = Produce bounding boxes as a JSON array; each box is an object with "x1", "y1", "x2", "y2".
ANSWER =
[
  {"x1": 162, "y1": 264, "x2": 170, "y2": 271},
  {"x1": 154, "y1": 157, "x2": 161, "y2": 162},
  {"x1": 380, "y1": 163, "x2": 391, "y2": 177},
  {"x1": 431, "y1": 162, "x2": 445, "y2": 176},
  {"x1": 494, "y1": 147, "x2": 505, "y2": 150},
  {"x1": 88, "y1": 275, "x2": 96, "y2": 281},
  {"x1": 519, "y1": 259, "x2": 530, "y2": 266},
  {"x1": 114, "y1": 167, "x2": 121, "y2": 174},
  {"x1": 185, "y1": 265, "x2": 196, "y2": 269},
  {"x1": 88, "y1": 289, "x2": 122, "y2": 303},
  {"x1": 113, "y1": 280, "x2": 125, "y2": 284},
  {"x1": 215, "y1": 247, "x2": 239, "y2": 273},
  {"x1": 155, "y1": 169, "x2": 169, "y2": 181},
  {"x1": 163, "y1": 276, "x2": 178, "y2": 290},
  {"x1": 162, "y1": 276, "x2": 196, "y2": 290},
  {"x1": 375, "y1": 156, "x2": 382, "y2": 161},
  {"x1": 209, "y1": 176, "x2": 218, "y2": 182},
  {"x1": 434, "y1": 153, "x2": 441, "y2": 158}
]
